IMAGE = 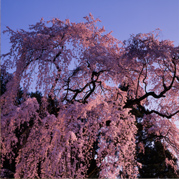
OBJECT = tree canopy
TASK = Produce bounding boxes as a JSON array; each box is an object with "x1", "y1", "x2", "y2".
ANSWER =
[{"x1": 1, "y1": 14, "x2": 179, "y2": 178}]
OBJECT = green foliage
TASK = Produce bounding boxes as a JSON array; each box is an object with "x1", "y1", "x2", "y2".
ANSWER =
[
  {"x1": 29, "y1": 91, "x2": 42, "y2": 105},
  {"x1": 0, "y1": 69, "x2": 12, "y2": 96},
  {"x1": 15, "y1": 87, "x2": 24, "y2": 105},
  {"x1": 138, "y1": 141, "x2": 179, "y2": 178},
  {"x1": 136, "y1": 118, "x2": 179, "y2": 178},
  {"x1": 47, "y1": 95, "x2": 60, "y2": 117}
]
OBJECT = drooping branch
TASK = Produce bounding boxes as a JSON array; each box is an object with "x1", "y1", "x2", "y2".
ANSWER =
[
  {"x1": 146, "y1": 109, "x2": 179, "y2": 119},
  {"x1": 134, "y1": 103, "x2": 179, "y2": 119},
  {"x1": 162, "y1": 60, "x2": 176, "y2": 91},
  {"x1": 136, "y1": 63, "x2": 145, "y2": 98}
]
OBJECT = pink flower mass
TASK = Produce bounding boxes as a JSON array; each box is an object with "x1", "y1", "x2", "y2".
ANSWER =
[{"x1": 1, "y1": 14, "x2": 179, "y2": 178}]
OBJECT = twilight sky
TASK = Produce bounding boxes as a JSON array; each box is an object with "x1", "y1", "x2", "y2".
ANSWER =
[{"x1": 1, "y1": 0, "x2": 179, "y2": 55}]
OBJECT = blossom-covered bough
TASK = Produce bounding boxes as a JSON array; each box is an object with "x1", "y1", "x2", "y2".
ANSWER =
[{"x1": 1, "y1": 14, "x2": 179, "y2": 178}]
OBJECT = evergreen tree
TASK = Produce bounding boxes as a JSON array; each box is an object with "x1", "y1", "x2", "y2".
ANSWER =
[
  {"x1": 136, "y1": 117, "x2": 179, "y2": 178},
  {"x1": 0, "y1": 68, "x2": 13, "y2": 96}
]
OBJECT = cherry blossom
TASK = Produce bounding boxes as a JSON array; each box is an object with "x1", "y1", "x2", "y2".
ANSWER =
[{"x1": 1, "y1": 14, "x2": 179, "y2": 178}]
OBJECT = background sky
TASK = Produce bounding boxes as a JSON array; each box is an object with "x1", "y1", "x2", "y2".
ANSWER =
[{"x1": 1, "y1": 0, "x2": 179, "y2": 56}]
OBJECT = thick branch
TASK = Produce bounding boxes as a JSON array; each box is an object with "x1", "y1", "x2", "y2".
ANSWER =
[
  {"x1": 124, "y1": 60, "x2": 178, "y2": 119},
  {"x1": 146, "y1": 109, "x2": 179, "y2": 119},
  {"x1": 136, "y1": 104, "x2": 179, "y2": 119},
  {"x1": 124, "y1": 60, "x2": 177, "y2": 109},
  {"x1": 63, "y1": 70, "x2": 106, "y2": 103}
]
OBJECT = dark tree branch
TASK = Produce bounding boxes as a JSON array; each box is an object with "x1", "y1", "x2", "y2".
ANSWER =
[
  {"x1": 124, "y1": 59, "x2": 178, "y2": 119},
  {"x1": 63, "y1": 70, "x2": 107, "y2": 103},
  {"x1": 146, "y1": 109, "x2": 179, "y2": 119},
  {"x1": 136, "y1": 63, "x2": 145, "y2": 98},
  {"x1": 136, "y1": 104, "x2": 179, "y2": 119},
  {"x1": 143, "y1": 65, "x2": 148, "y2": 93},
  {"x1": 124, "y1": 60, "x2": 177, "y2": 109}
]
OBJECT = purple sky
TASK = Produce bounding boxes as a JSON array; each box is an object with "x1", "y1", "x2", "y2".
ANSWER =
[{"x1": 2, "y1": 0, "x2": 179, "y2": 55}]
